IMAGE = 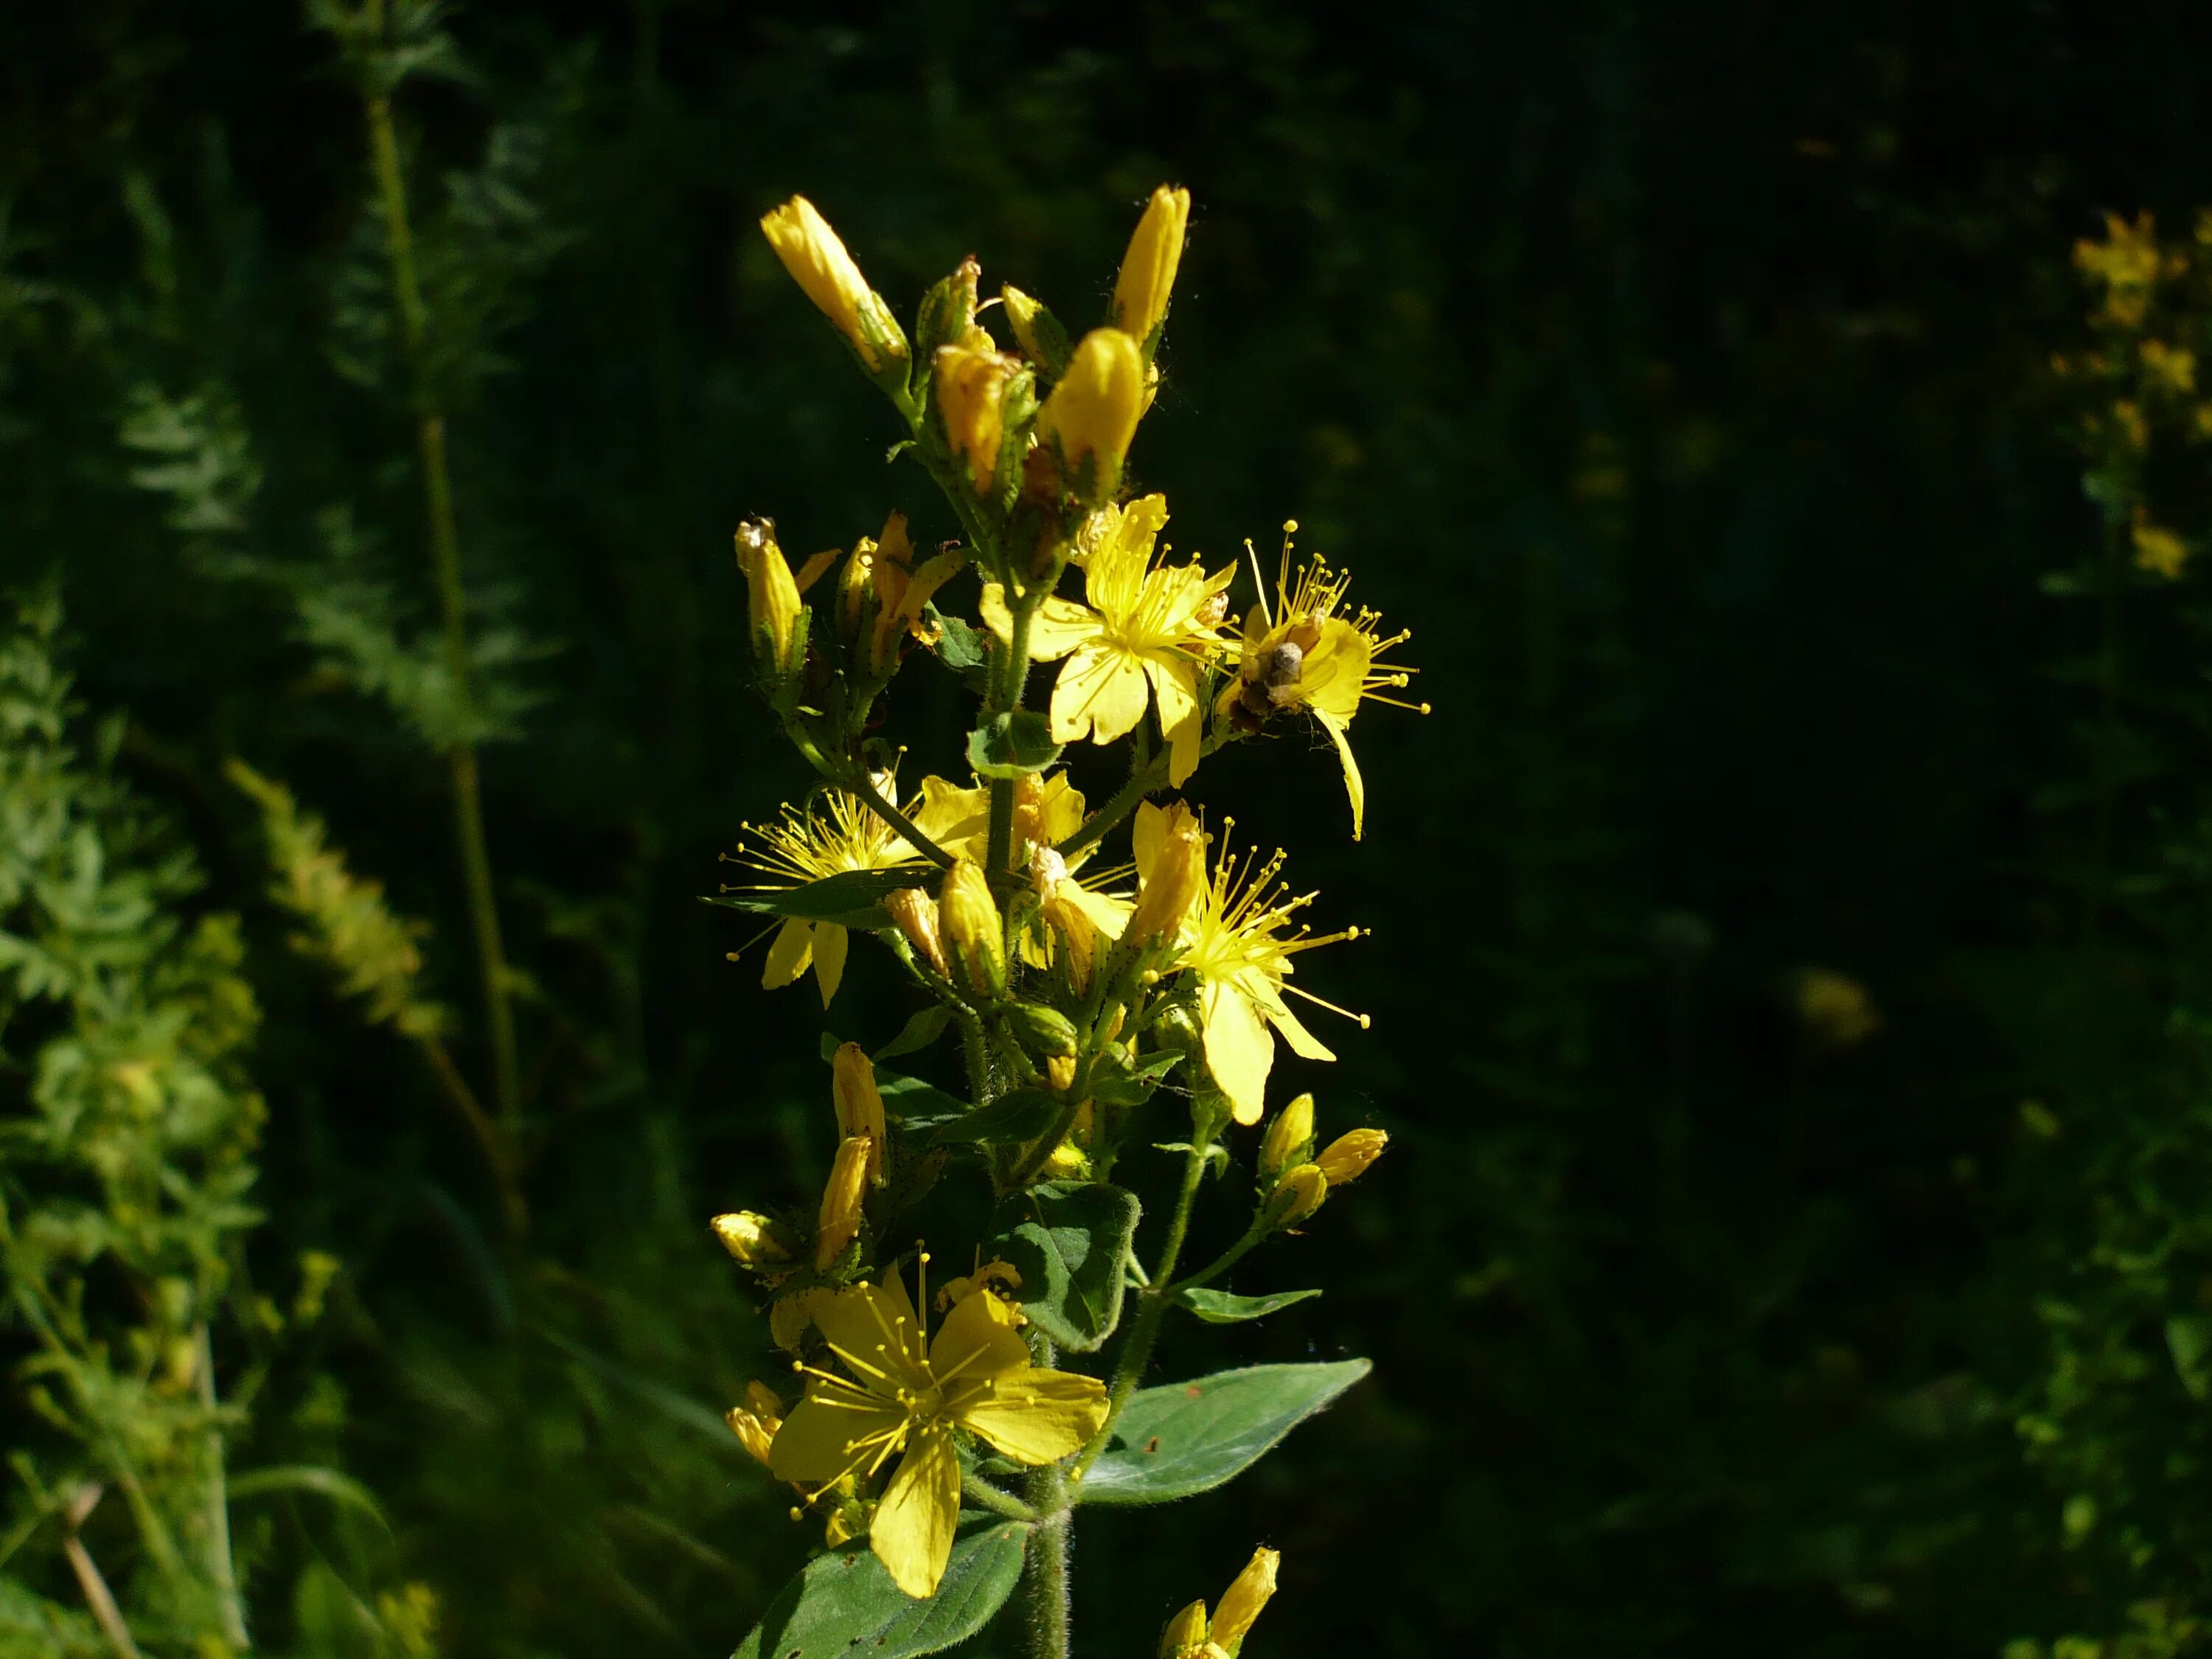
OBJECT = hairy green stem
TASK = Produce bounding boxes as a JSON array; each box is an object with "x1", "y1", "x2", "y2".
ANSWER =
[
  {"x1": 848, "y1": 768, "x2": 955, "y2": 869},
  {"x1": 364, "y1": 55, "x2": 524, "y2": 1178},
  {"x1": 985, "y1": 590, "x2": 1042, "y2": 877},
  {"x1": 192, "y1": 1324, "x2": 248, "y2": 1650},
  {"x1": 961, "y1": 1472, "x2": 1039, "y2": 1523},
  {"x1": 1023, "y1": 1471, "x2": 1071, "y2": 1659}
]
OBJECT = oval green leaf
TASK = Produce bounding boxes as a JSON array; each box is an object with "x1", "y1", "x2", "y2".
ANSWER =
[
  {"x1": 732, "y1": 1520, "x2": 1031, "y2": 1659},
  {"x1": 933, "y1": 1087, "x2": 1062, "y2": 1146},
  {"x1": 1074, "y1": 1359, "x2": 1371, "y2": 1506},
  {"x1": 990, "y1": 1181, "x2": 1140, "y2": 1353},
  {"x1": 1172, "y1": 1286, "x2": 1322, "y2": 1324}
]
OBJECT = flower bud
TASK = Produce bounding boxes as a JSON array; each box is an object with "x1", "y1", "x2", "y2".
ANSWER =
[
  {"x1": 1262, "y1": 1164, "x2": 1327, "y2": 1231},
  {"x1": 734, "y1": 520, "x2": 808, "y2": 693},
  {"x1": 885, "y1": 887, "x2": 949, "y2": 975},
  {"x1": 835, "y1": 537, "x2": 878, "y2": 648},
  {"x1": 1159, "y1": 1600, "x2": 1209, "y2": 1658},
  {"x1": 1040, "y1": 883, "x2": 1097, "y2": 995},
  {"x1": 711, "y1": 1209, "x2": 798, "y2": 1269},
  {"x1": 1001, "y1": 283, "x2": 1074, "y2": 378},
  {"x1": 759, "y1": 195, "x2": 911, "y2": 381},
  {"x1": 813, "y1": 1135, "x2": 872, "y2": 1268},
  {"x1": 1046, "y1": 1054, "x2": 1077, "y2": 1092},
  {"x1": 1113, "y1": 185, "x2": 1191, "y2": 352},
  {"x1": 1312, "y1": 1127, "x2": 1387, "y2": 1187},
  {"x1": 939, "y1": 859, "x2": 1008, "y2": 999},
  {"x1": 1005, "y1": 1002, "x2": 1080, "y2": 1060},
  {"x1": 1037, "y1": 329, "x2": 1145, "y2": 504},
  {"x1": 935, "y1": 330, "x2": 1024, "y2": 495},
  {"x1": 1259, "y1": 1093, "x2": 1315, "y2": 1178},
  {"x1": 832, "y1": 1043, "x2": 888, "y2": 1183},
  {"x1": 1210, "y1": 1547, "x2": 1279, "y2": 1650},
  {"x1": 725, "y1": 1380, "x2": 785, "y2": 1466},
  {"x1": 1130, "y1": 820, "x2": 1207, "y2": 949}
]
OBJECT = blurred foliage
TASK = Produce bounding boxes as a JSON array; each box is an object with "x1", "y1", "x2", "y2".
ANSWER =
[{"x1": 11, "y1": 0, "x2": 2212, "y2": 1655}]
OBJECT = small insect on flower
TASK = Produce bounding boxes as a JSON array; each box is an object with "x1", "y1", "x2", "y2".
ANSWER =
[
  {"x1": 1218, "y1": 521, "x2": 1427, "y2": 841},
  {"x1": 768, "y1": 1256, "x2": 1107, "y2": 1598}
]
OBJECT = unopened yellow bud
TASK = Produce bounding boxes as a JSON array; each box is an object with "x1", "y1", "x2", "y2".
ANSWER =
[
  {"x1": 835, "y1": 537, "x2": 877, "y2": 644},
  {"x1": 759, "y1": 195, "x2": 911, "y2": 378},
  {"x1": 1113, "y1": 185, "x2": 1191, "y2": 349},
  {"x1": 939, "y1": 859, "x2": 1008, "y2": 999},
  {"x1": 832, "y1": 1043, "x2": 888, "y2": 1183},
  {"x1": 734, "y1": 520, "x2": 807, "y2": 691},
  {"x1": 710, "y1": 1210, "x2": 796, "y2": 1268},
  {"x1": 1047, "y1": 1054, "x2": 1077, "y2": 1093},
  {"x1": 813, "y1": 1135, "x2": 872, "y2": 1268},
  {"x1": 935, "y1": 331, "x2": 1023, "y2": 495},
  {"x1": 1130, "y1": 820, "x2": 1206, "y2": 949},
  {"x1": 1313, "y1": 1128, "x2": 1386, "y2": 1186},
  {"x1": 1040, "y1": 883, "x2": 1097, "y2": 994},
  {"x1": 725, "y1": 1384, "x2": 784, "y2": 1466},
  {"x1": 885, "y1": 886, "x2": 949, "y2": 976},
  {"x1": 1037, "y1": 329, "x2": 1145, "y2": 504},
  {"x1": 1259, "y1": 1093, "x2": 1315, "y2": 1178},
  {"x1": 1159, "y1": 1599, "x2": 1210, "y2": 1657},
  {"x1": 1211, "y1": 1547, "x2": 1279, "y2": 1650},
  {"x1": 1262, "y1": 1164, "x2": 1327, "y2": 1231}
]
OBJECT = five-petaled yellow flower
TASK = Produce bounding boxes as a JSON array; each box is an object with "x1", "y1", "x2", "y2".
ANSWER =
[
  {"x1": 1220, "y1": 524, "x2": 1425, "y2": 841},
  {"x1": 1134, "y1": 801, "x2": 1365, "y2": 1125},
  {"x1": 768, "y1": 1263, "x2": 1107, "y2": 1599},
  {"x1": 731, "y1": 780, "x2": 962, "y2": 1004},
  {"x1": 983, "y1": 495, "x2": 1231, "y2": 787}
]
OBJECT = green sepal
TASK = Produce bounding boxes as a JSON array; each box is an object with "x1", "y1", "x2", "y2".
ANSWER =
[
  {"x1": 731, "y1": 1517, "x2": 1031, "y2": 1659},
  {"x1": 914, "y1": 260, "x2": 981, "y2": 367},
  {"x1": 709, "y1": 866, "x2": 922, "y2": 929},
  {"x1": 1172, "y1": 1286, "x2": 1322, "y2": 1324},
  {"x1": 967, "y1": 710, "x2": 1062, "y2": 780},
  {"x1": 1074, "y1": 1359, "x2": 1371, "y2": 1506},
  {"x1": 932, "y1": 1087, "x2": 1062, "y2": 1147},
  {"x1": 1015, "y1": 293, "x2": 1074, "y2": 383},
  {"x1": 989, "y1": 1180, "x2": 1141, "y2": 1352}
]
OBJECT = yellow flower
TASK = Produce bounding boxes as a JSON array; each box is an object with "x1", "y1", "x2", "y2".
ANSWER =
[
  {"x1": 982, "y1": 495, "x2": 1231, "y2": 786},
  {"x1": 731, "y1": 779, "x2": 959, "y2": 1004},
  {"x1": 1037, "y1": 328, "x2": 1146, "y2": 502},
  {"x1": 1160, "y1": 1548, "x2": 1281, "y2": 1658},
  {"x1": 1113, "y1": 185, "x2": 1191, "y2": 349},
  {"x1": 2142, "y1": 338, "x2": 2197, "y2": 397},
  {"x1": 907, "y1": 770, "x2": 1134, "y2": 948},
  {"x1": 759, "y1": 195, "x2": 911, "y2": 378},
  {"x1": 935, "y1": 328, "x2": 1024, "y2": 495},
  {"x1": 1792, "y1": 967, "x2": 1880, "y2": 1048},
  {"x1": 734, "y1": 519, "x2": 836, "y2": 692},
  {"x1": 768, "y1": 1262, "x2": 1107, "y2": 1598},
  {"x1": 2075, "y1": 211, "x2": 2162, "y2": 332},
  {"x1": 1135, "y1": 803, "x2": 1364, "y2": 1125},
  {"x1": 2133, "y1": 507, "x2": 2190, "y2": 579},
  {"x1": 1220, "y1": 523, "x2": 1425, "y2": 839},
  {"x1": 1127, "y1": 802, "x2": 1207, "y2": 948}
]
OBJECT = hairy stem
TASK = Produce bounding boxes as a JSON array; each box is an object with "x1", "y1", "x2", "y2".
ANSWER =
[
  {"x1": 364, "y1": 52, "x2": 524, "y2": 1167},
  {"x1": 848, "y1": 768, "x2": 955, "y2": 869},
  {"x1": 961, "y1": 1471, "x2": 1039, "y2": 1522},
  {"x1": 985, "y1": 590, "x2": 1042, "y2": 877},
  {"x1": 1023, "y1": 1481, "x2": 1071, "y2": 1659},
  {"x1": 192, "y1": 1324, "x2": 248, "y2": 1651}
]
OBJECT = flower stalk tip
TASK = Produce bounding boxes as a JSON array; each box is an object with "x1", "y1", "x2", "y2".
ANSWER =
[{"x1": 759, "y1": 195, "x2": 911, "y2": 386}]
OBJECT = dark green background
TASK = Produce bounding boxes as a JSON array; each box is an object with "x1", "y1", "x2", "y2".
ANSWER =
[{"x1": 10, "y1": 1, "x2": 2212, "y2": 1654}]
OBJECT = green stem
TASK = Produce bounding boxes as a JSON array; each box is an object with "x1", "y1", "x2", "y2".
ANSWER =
[
  {"x1": 365, "y1": 60, "x2": 524, "y2": 1163},
  {"x1": 1023, "y1": 1472, "x2": 1070, "y2": 1659},
  {"x1": 1170, "y1": 1227, "x2": 1263, "y2": 1295},
  {"x1": 1068, "y1": 1141, "x2": 1208, "y2": 1485},
  {"x1": 961, "y1": 1472, "x2": 1038, "y2": 1523},
  {"x1": 1057, "y1": 728, "x2": 1234, "y2": 863},
  {"x1": 192, "y1": 1324, "x2": 249, "y2": 1651},
  {"x1": 848, "y1": 768, "x2": 955, "y2": 870},
  {"x1": 985, "y1": 591, "x2": 1042, "y2": 877}
]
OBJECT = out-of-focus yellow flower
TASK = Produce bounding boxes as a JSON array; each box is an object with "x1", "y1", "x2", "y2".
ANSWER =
[
  {"x1": 1793, "y1": 967, "x2": 1879, "y2": 1048},
  {"x1": 1139, "y1": 802, "x2": 1363, "y2": 1125},
  {"x1": 1313, "y1": 1127, "x2": 1386, "y2": 1186},
  {"x1": 1037, "y1": 328, "x2": 1146, "y2": 501},
  {"x1": 832, "y1": 1043, "x2": 888, "y2": 1183},
  {"x1": 981, "y1": 495, "x2": 1231, "y2": 785},
  {"x1": 935, "y1": 327, "x2": 1025, "y2": 495},
  {"x1": 759, "y1": 195, "x2": 911, "y2": 378},
  {"x1": 2076, "y1": 212, "x2": 2162, "y2": 331},
  {"x1": 731, "y1": 777, "x2": 964, "y2": 1004},
  {"x1": 813, "y1": 1135, "x2": 872, "y2": 1268},
  {"x1": 939, "y1": 858, "x2": 1008, "y2": 998},
  {"x1": 1161, "y1": 1548, "x2": 1281, "y2": 1658},
  {"x1": 2110, "y1": 399, "x2": 2149, "y2": 454},
  {"x1": 768, "y1": 1262, "x2": 1106, "y2": 1598},
  {"x1": 1219, "y1": 524, "x2": 1426, "y2": 840},
  {"x1": 712, "y1": 1210, "x2": 797, "y2": 1270},
  {"x1": 1113, "y1": 185, "x2": 1191, "y2": 349},
  {"x1": 2133, "y1": 507, "x2": 2190, "y2": 578},
  {"x1": 2141, "y1": 338, "x2": 2197, "y2": 397}
]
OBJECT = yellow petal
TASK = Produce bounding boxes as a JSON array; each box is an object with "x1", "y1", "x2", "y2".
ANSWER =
[
  {"x1": 770, "y1": 1287, "x2": 829, "y2": 1352},
  {"x1": 768, "y1": 1384, "x2": 905, "y2": 1484},
  {"x1": 1200, "y1": 978, "x2": 1273, "y2": 1125},
  {"x1": 1050, "y1": 641, "x2": 1151, "y2": 745},
  {"x1": 1026, "y1": 595, "x2": 1103, "y2": 661},
  {"x1": 978, "y1": 582, "x2": 1015, "y2": 644},
  {"x1": 1144, "y1": 656, "x2": 1203, "y2": 787},
  {"x1": 897, "y1": 551, "x2": 966, "y2": 625},
  {"x1": 1265, "y1": 996, "x2": 1338, "y2": 1063},
  {"x1": 1312, "y1": 708, "x2": 1366, "y2": 841},
  {"x1": 927, "y1": 1279, "x2": 1031, "y2": 1384},
  {"x1": 762, "y1": 919, "x2": 813, "y2": 990},
  {"x1": 813, "y1": 1282, "x2": 931, "y2": 1393},
  {"x1": 1301, "y1": 619, "x2": 1371, "y2": 723},
  {"x1": 813, "y1": 922, "x2": 849, "y2": 1005},
  {"x1": 914, "y1": 775, "x2": 992, "y2": 859},
  {"x1": 1035, "y1": 772, "x2": 1089, "y2": 845},
  {"x1": 956, "y1": 1367, "x2": 1108, "y2": 1465},
  {"x1": 1064, "y1": 879, "x2": 1133, "y2": 942},
  {"x1": 1132, "y1": 800, "x2": 1168, "y2": 882},
  {"x1": 871, "y1": 1425, "x2": 961, "y2": 1599}
]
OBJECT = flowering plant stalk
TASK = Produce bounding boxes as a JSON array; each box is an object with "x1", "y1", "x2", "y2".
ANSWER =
[{"x1": 715, "y1": 186, "x2": 1424, "y2": 1659}]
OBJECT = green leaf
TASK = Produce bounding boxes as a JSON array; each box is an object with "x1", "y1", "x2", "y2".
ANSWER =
[
  {"x1": 1075, "y1": 1359, "x2": 1371, "y2": 1506},
  {"x1": 227, "y1": 1465, "x2": 392, "y2": 1536},
  {"x1": 731, "y1": 1520, "x2": 1030, "y2": 1659},
  {"x1": 930, "y1": 609, "x2": 992, "y2": 672},
  {"x1": 876, "y1": 1004, "x2": 952, "y2": 1061},
  {"x1": 933, "y1": 1087, "x2": 1062, "y2": 1147},
  {"x1": 1152, "y1": 1141, "x2": 1230, "y2": 1178},
  {"x1": 1091, "y1": 1051, "x2": 1181, "y2": 1106},
  {"x1": 1172, "y1": 1287, "x2": 1322, "y2": 1324},
  {"x1": 2170, "y1": 1315, "x2": 2212, "y2": 1400},
  {"x1": 967, "y1": 710, "x2": 1062, "y2": 781},
  {"x1": 713, "y1": 868, "x2": 928, "y2": 929},
  {"x1": 990, "y1": 1182, "x2": 1140, "y2": 1352}
]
